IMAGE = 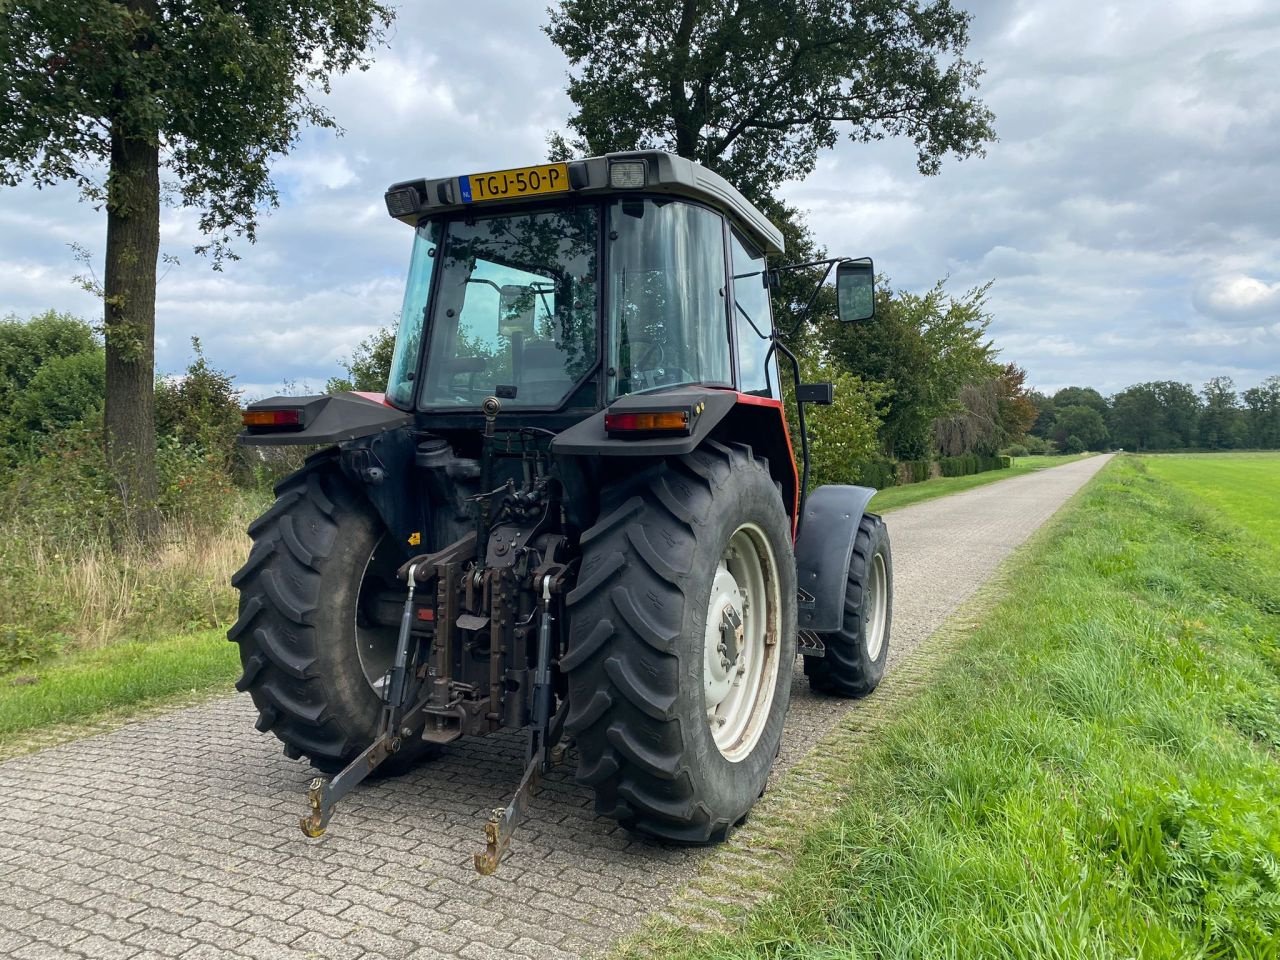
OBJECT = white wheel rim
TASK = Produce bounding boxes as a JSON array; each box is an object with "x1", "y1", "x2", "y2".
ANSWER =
[
  {"x1": 865, "y1": 551, "x2": 888, "y2": 662},
  {"x1": 703, "y1": 523, "x2": 782, "y2": 762}
]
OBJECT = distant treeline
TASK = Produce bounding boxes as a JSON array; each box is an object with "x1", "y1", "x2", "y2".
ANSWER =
[{"x1": 1026, "y1": 378, "x2": 1280, "y2": 453}]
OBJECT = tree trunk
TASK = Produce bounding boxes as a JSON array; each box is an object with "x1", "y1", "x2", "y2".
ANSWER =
[{"x1": 103, "y1": 128, "x2": 160, "y2": 543}]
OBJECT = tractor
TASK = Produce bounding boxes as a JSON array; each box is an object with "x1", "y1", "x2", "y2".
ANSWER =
[{"x1": 230, "y1": 151, "x2": 893, "y2": 873}]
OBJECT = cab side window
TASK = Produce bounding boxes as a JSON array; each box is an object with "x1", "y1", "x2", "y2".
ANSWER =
[{"x1": 731, "y1": 230, "x2": 774, "y2": 396}]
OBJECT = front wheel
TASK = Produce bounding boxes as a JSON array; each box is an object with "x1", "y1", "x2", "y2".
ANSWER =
[
  {"x1": 563, "y1": 441, "x2": 797, "y2": 842},
  {"x1": 804, "y1": 513, "x2": 892, "y2": 698}
]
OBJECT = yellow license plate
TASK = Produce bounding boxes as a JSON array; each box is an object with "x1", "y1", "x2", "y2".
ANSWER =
[{"x1": 459, "y1": 162, "x2": 570, "y2": 203}]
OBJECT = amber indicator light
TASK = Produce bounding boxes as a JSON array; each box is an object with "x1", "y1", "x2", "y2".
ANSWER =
[
  {"x1": 242, "y1": 409, "x2": 303, "y2": 428},
  {"x1": 604, "y1": 411, "x2": 690, "y2": 433}
]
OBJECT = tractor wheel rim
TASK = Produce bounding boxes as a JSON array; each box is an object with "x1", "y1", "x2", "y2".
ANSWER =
[
  {"x1": 703, "y1": 523, "x2": 782, "y2": 762},
  {"x1": 354, "y1": 534, "x2": 402, "y2": 695},
  {"x1": 865, "y1": 551, "x2": 888, "y2": 662}
]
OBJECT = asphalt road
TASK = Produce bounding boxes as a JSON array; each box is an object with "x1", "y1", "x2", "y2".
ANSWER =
[{"x1": 0, "y1": 454, "x2": 1111, "y2": 960}]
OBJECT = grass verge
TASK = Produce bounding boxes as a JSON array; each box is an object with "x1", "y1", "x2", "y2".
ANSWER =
[
  {"x1": 869, "y1": 453, "x2": 1091, "y2": 512},
  {"x1": 619, "y1": 455, "x2": 1280, "y2": 958},
  {"x1": 0, "y1": 629, "x2": 238, "y2": 758}
]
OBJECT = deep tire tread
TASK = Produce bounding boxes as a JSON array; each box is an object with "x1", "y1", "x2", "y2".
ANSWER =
[
  {"x1": 565, "y1": 443, "x2": 792, "y2": 843},
  {"x1": 229, "y1": 451, "x2": 435, "y2": 775}
]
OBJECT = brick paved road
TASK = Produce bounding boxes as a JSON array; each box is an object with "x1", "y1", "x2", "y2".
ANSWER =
[{"x1": 0, "y1": 455, "x2": 1110, "y2": 960}]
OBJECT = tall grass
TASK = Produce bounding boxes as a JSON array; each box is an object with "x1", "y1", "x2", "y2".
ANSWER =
[{"x1": 0, "y1": 494, "x2": 265, "y2": 672}]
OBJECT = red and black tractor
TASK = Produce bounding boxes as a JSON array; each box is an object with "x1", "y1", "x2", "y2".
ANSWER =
[{"x1": 230, "y1": 151, "x2": 892, "y2": 872}]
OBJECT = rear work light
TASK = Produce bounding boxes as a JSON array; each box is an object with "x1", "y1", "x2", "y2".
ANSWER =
[
  {"x1": 604, "y1": 410, "x2": 690, "y2": 435},
  {"x1": 608, "y1": 160, "x2": 647, "y2": 189},
  {"x1": 242, "y1": 408, "x2": 304, "y2": 429}
]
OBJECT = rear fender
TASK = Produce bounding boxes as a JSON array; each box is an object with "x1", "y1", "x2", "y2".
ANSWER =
[
  {"x1": 551, "y1": 387, "x2": 799, "y2": 527},
  {"x1": 793, "y1": 484, "x2": 877, "y2": 633}
]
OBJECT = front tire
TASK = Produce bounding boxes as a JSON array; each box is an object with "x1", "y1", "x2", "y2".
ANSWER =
[
  {"x1": 804, "y1": 513, "x2": 892, "y2": 698},
  {"x1": 229, "y1": 450, "x2": 437, "y2": 774},
  {"x1": 563, "y1": 441, "x2": 797, "y2": 842}
]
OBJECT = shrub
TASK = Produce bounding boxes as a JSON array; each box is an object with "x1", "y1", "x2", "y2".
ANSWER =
[
  {"x1": 155, "y1": 338, "x2": 244, "y2": 479},
  {"x1": 1003, "y1": 443, "x2": 1029, "y2": 458},
  {"x1": 1023, "y1": 435, "x2": 1051, "y2": 455},
  {"x1": 0, "y1": 623, "x2": 68, "y2": 674},
  {"x1": 1064, "y1": 434, "x2": 1087, "y2": 454},
  {"x1": 895, "y1": 459, "x2": 930, "y2": 485},
  {"x1": 853, "y1": 458, "x2": 898, "y2": 490}
]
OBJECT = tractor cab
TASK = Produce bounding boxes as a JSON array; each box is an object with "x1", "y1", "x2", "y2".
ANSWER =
[{"x1": 380, "y1": 152, "x2": 865, "y2": 421}]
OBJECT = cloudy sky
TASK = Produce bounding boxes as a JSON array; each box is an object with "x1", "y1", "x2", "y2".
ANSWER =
[{"x1": 1, "y1": 0, "x2": 1277, "y2": 398}]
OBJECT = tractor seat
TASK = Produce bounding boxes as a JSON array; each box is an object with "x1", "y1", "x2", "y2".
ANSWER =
[{"x1": 518, "y1": 339, "x2": 570, "y2": 403}]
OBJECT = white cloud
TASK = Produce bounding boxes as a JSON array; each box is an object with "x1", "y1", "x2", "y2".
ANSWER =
[{"x1": 1194, "y1": 274, "x2": 1280, "y2": 320}]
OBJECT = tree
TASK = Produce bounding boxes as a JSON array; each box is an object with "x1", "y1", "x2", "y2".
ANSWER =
[
  {"x1": 993, "y1": 363, "x2": 1038, "y2": 445},
  {"x1": 1199, "y1": 376, "x2": 1244, "y2": 449},
  {"x1": 1150, "y1": 381, "x2": 1201, "y2": 448},
  {"x1": 546, "y1": 0, "x2": 995, "y2": 203},
  {"x1": 1051, "y1": 405, "x2": 1107, "y2": 451},
  {"x1": 822, "y1": 279, "x2": 998, "y2": 459},
  {"x1": 1242, "y1": 376, "x2": 1280, "y2": 449},
  {"x1": 1052, "y1": 386, "x2": 1108, "y2": 418},
  {"x1": 1, "y1": 1, "x2": 393, "y2": 538},
  {"x1": 326, "y1": 325, "x2": 396, "y2": 394},
  {"x1": 1027, "y1": 390, "x2": 1056, "y2": 439},
  {"x1": 1108, "y1": 383, "x2": 1163, "y2": 451}
]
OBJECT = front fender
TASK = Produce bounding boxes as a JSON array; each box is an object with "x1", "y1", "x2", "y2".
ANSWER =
[{"x1": 794, "y1": 484, "x2": 878, "y2": 632}]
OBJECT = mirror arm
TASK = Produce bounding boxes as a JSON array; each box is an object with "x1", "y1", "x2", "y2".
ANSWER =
[
  {"x1": 781, "y1": 258, "x2": 842, "y2": 340},
  {"x1": 765, "y1": 335, "x2": 813, "y2": 533}
]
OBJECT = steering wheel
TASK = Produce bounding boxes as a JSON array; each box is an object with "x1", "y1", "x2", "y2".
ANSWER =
[{"x1": 627, "y1": 338, "x2": 666, "y2": 371}]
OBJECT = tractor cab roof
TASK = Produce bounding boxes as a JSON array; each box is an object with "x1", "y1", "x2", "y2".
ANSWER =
[{"x1": 383, "y1": 150, "x2": 784, "y2": 257}]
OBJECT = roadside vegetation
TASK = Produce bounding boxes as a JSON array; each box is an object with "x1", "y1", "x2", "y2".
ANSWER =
[{"x1": 623, "y1": 454, "x2": 1280, "y2": 959}]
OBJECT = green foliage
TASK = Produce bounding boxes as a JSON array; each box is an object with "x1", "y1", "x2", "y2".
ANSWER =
[
  {"x1": 938, "y1": 453, "x2": 1005, "y2": 477},
  {"x1": 1052, "y1": 404, "x2": 1108, "y2": 450},
  {"x1": 0, "y1": 624, "x2": 69, "y2": 675},
  {"x1": 7, "y1": 349, "x2": 105, "y2": 439},
  {"x1": 1052, "y1": 384, "x2": 1109, "y2": 416},
  {"x1": 1242, "y1": 376, "x2": 1280, "y2": 448},
  {"x1": 898, "y1": 459, "x2": 931, "y2": 484},
  {"x1": 852, "y1": 458, "x2": 898, "y2": 490},
  {"x1": 1023, "y1": 433, "x2": 1054, "y2": 455},
  {"x1": 546, "y1": 0, "x2": 995, "y2": 201},
  {"x1": 326, "y1": 325, "x2": 396, "y2": 394},
  {"x1": 1110, "y1": 380, "x2": 1201, "y2": 451},
  {"x1": 0, "y1": 311, "x2": 102, "y2": 451},
  {"x1": 0, "y1": 0, "x2": 394, "y2": 261},
  {"x1": 821, "y1": 280, "x2": 999, "y2": 459},
  {"x1": 155, "y1": 338, "x2": 243, "y2": 476},
  {"x1": 1003, "y1": 443, "x2": 1029, "y2": 457},
  {"x1": 782, "y1": 346, "x2": 886, "y2": 487},
  {"x1": 1199, "y1": 376, "x2": 1248, "y2": 450}
]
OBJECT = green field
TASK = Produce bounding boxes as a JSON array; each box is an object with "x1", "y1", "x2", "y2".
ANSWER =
[
  {"x1": 1144, "y1": 451, "x2": 1280, "y2": 545},
  {"x1": 621, "y1": 454, "x2": 1280, "y2": 959},
  {"x1": 869, "y1": 453, "x2": 1091, "y2": 512}
]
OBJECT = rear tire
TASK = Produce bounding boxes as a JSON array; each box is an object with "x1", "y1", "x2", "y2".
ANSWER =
[
  {"x1": 229, "y1": 449, "x2": 438, "y2": 775},
  {"x1": 564, "y1": 441, "x2": 797, "y2": 842},
  {"x1": 804, "y1": 514, "x2": 892, "y2": 698}
]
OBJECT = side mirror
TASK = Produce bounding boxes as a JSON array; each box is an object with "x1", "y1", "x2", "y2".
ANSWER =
[
  {"x1": 836, "y1": 258, "x2": 875, "y2": 323},
  {"x1": 499, "y1": 284, "x2": 537, "y2": 337}
]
